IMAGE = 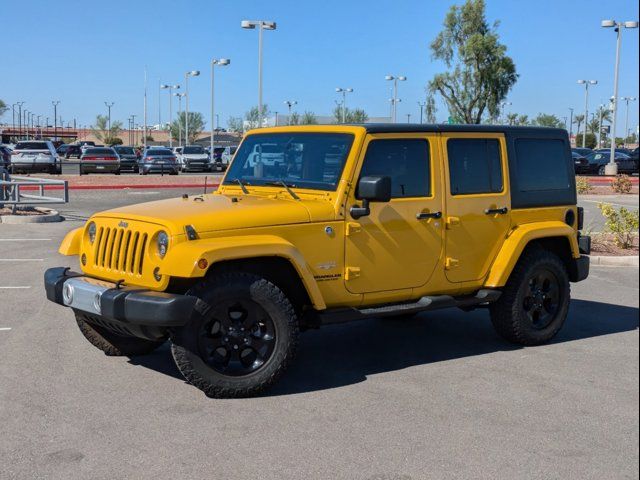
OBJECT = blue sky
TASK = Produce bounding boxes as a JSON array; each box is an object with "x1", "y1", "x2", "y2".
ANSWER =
[{"x1": 1, "y1": 0, "x2": 638, "y2": 134}]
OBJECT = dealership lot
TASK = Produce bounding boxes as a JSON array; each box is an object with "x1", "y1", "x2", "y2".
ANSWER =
[{"x1": 0, "y1": 190, "x2": 638, "y2": 480}]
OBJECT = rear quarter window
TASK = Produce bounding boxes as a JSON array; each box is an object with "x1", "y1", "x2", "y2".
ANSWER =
[{"x1": 515, "y1": 139, "x2": 570, "y2": 191}]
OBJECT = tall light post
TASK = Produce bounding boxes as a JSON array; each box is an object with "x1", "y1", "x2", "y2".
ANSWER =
[
  {"x1": 24, "y1": 110, "x2": 29, "y2": 140},
  {"x1": 602, "y1": 19, "x2": 638, "y2": 174},
  {"x1": 161, "y1": 84, "x2": 180, "y2": 148},
  {"x1": 500, "y1": 101, "x2": 512, "y2": 124},
  {"x1": 417, "y1": 101, "x2": 426, "y2": 124},
  {"x1": 104, "y1": 101, "x2": 115, "y2": 135},
  {"x1": 184, "y1": 70, "x2": 200, "y2": 146},
  {"x1": 620, "y1": 97, "x2": 637, "y2": 147},
  {"x1": 385, "y1": 75, "x2": 406, "y2": 123},
  {"x1": 577, "y1": 80, "x2": 597, "y2": 148},
  {"x1": 52, "y1": 100, "x2": 60, "y2": 142},
  {"x1": 16, "y1": 102, "x2": 24, "y2": 140},
  {"x1": 174, "y1": 93, "x2": 185, "y2": 146},
  {"x1": 335, "y1": 88, "x2": 353, "y2": 123},
  {"x1": 597, "y1": 104, "x2": 605, "y2": 148},
  {"x1": 568, "y1": 107, "x2": 574, "y2": 141},
  {"x1": 211, "y1": 58, "x2": 230, "y2": 154},
  {"x1": 241, "y1": 20, "x2": 277, "y2": 128},
  {"x1": 283, "y1": 100, "x2": 297, "y2": 125}
]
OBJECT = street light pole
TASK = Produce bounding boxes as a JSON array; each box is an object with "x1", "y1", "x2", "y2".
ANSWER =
[
  {"x1": 385, "y1": 75, "x2": 406, "y2": 123},
  {"x1": 568, "y1": 107, "x2": 574, "y2": 141},
  {"x1": 16, "y1": 102, "x2": 24, "y2": 141},
  {"x1": 284, "y1": 100, "x2": 297, "y2": 124},
  {"x1": 242, "y1": 20, "x2": 277, "y2": 128},
  {"x1": 161, "y1": 84, "x2": 180, "y2": 148},
  {"x1": 417, "y1": 101, "x2": 426, "y2": 124},
  {"x1": 184, "y1": 70, "x2": 200, "y2": 146},
  {"x1": 597, "y1": 104, "x2": 604, "y2": 148},
  {"x1": 335, "y1": 88, "x2": 353, "y2": 123},
  {"x1": 620, "y1": 97, "x2": 637, "y2": 147},
  {"x1": 104, "y1": 101, "x2": 115, "y2": 136},
  {"x1": 174, "y1": 93, "x2": 185, "y2": 146},
  {"x1": 577, "y1": 80, "x2": 597, "y2": 148},
  {"x1": 602, "y1": 19, "x2": 638, "y2": 174},
  {"x1": 500, "y1": 101, "x2": 512, "y2": 124},
  {"x1": 211, "y1": 59, "x2": 230, "y2": 155},
  {"x1": 52, "y1": 100, "x2": 60, "y2": 142}
]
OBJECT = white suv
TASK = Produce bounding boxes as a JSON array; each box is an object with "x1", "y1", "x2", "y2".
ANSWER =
[{"x1": 10, "y1": 140, "x2": 60, "y2": 174}]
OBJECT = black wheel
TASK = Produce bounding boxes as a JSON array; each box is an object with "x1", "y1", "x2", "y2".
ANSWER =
[
  {"x1": 490, "y1": 248, "x2": 570, "y2": 345},
  {"x1": 114, "y1": 169, "x2": 121, "y2": 175},
  {"x1": 598, "y1": 165, "x2": 606, "y2": 176},
  {"x1": 171, "y1": 272, "x2": 299, "y2": 398},
  {"x1": 75, "y1": 312, "x2": 165, "y2": 356}
]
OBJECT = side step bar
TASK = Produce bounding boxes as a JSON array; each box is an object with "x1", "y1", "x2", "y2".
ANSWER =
[{"x1": 306, "y1": 289, "x2": 501, "y2": 327}]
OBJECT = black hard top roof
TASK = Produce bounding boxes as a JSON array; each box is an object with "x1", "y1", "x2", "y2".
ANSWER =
[{"x1": 361, "y1": 123, "x2": 567, "y2": 135}]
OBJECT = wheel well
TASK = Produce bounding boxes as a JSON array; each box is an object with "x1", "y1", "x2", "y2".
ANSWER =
[
  {"x1": 205, "y1": 257, "x2": 312, "y2": 314},
  {"x1": 525, "y1": 236, "x2": 574, "y2": 275}
]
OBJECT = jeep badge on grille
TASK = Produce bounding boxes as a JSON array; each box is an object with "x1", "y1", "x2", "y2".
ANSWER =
[{"x1": 118, "y1": 221, "x2": 129, "y2": 228}]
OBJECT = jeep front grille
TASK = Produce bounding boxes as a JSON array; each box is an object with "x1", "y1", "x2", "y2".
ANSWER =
[{"x1": 93, "y1": 226, "x2": 148, "y2": 275}]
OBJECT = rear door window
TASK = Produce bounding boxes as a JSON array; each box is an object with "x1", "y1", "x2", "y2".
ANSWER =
[
  {"x1": 447, "y1": 139, "x2": 503, "y2": 195},
  {"x1": 515, "y1": 139, "x2": 570, "y2": 191}
]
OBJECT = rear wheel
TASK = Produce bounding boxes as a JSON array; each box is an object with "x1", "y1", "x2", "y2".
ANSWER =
[
  {"x1": 171, "y1": 272, "x2": 299, "y2": 398},
  {"x1": 490, "y1": 248, "x2": 570, "y2": 345},
  {"x1": 75, "y1": 312, "x2": 165, "y2": 356}
]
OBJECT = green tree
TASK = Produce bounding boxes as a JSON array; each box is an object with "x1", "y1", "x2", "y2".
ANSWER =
[
  {"x1": 227, "y1": 116, "x2": 244, "y2": 133},
  {"x1": 333, "y1": 106, "x2": 369, "y2": 124},
  {"x1": 516, "y1": 114, "x2": 529, "y2": 126},
  {"x1": 425, "y1": 94, "x2": 437, "y2": 123},
  {"x1": 573, "y1": 114, "x2": 585, "y2": 137},
  {"x1": 288, "y1": 112, "x2": 301, "y2": 125},
  {"x1": 245, "y1": 105, "x2": 269, "y2": 130},
  {"x1": 533, "y1": 113, "x2": 564, "y2": 128},
  {"x1": 575, "y1": 133, "x2": 597, "y2": 149},
  {"x1": 0, "y1": 99, "x2": 7, "y2": 119},
  {"x1": 506, "y1": 113, "x2": 518, "y2": 125},
  {"x1": 91, "y1": 114, "x2": 123, "y2": 143},
  {"x1": 428, "y1": 0, "x2": 518, "y2": 124},
  {"x1": 170, "y1": 112, "x2": 205, "y2": 144},
  {"x1": 300, "y1": 111, "x2": 318, "y2": 125}
]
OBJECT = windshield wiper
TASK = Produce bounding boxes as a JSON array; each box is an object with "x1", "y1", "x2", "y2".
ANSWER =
[
  {"x1": 265, "y1": 180, "x2": 300, "y2": 200},
  {"x1": 231, "y1": 178, "x2": 249, "y2": 194}
]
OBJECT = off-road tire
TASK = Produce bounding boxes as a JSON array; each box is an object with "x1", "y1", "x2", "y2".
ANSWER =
[
  {"x1": 75, "y1": 312, "x2": 165, "y2": 356},
  {"x1": 171, "y1": 272, "x2": 299, "y2": 398},
  {"x1": 490, "y1": 248, "x2": 570, "y2": 345}
]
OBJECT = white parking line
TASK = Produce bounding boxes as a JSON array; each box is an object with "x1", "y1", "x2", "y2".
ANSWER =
[
  {"x1": 0, "y1": 259, "x2": 44, "y2": 262},
  {"x1": 0, "y1": 327, "x2": 11, "y2": 331},
  {"x1": 0, "y1": 286, "x2": 31, "y2": 289},
  {"x1": 0, "y1": 239, "x2": 51, "y2": 242},
  {"x1": 581, "y1": 199, "x2": 640, "y2": 208}
]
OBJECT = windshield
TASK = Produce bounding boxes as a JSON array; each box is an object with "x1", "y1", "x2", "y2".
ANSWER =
[
  {"x1": 115, "y1": 147, "x2": 135, "y2": 155},
  {"x1": 86, "y1": 148, "x2": 115, "y2": 155},
  {"x1": 15, "y1": 142, "x2": 49, "y2": 150},
  {"x1": 183, "y1": 146, "x2": 204, "y2": 154},
  {"x1": 224, "y1": 133, "x2": 354, "y2": 191},
  {"x1": 147, "y1": 150, "x2": 174, "y2": 156}
]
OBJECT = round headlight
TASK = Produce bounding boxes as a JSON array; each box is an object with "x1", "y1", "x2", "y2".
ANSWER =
[
  {"x1": 157, "y1": 231, "x2": 169, "y2": 258},
  {"x1": 88, "y1": 222, "x2": 97, "y2": 244}
]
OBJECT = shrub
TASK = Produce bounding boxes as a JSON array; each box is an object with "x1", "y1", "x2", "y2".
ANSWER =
[
  {"x1": 575, "y1": 133, "x2": 597, "y2": 149},
  {"x1": 104, "y1": 136, "x2": 123, "y2": 146},
  {"x1": 576, "y1": 176, "x2": 593, "y2": 194},
  {"x1": 611, "y1": 174, "x2": 632, "y2": 194},
  {"x1": 597, "y1": 203, "x2": 639, "y2": 249}
]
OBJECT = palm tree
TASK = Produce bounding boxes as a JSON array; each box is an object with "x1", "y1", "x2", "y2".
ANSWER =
[
  {"x1": 506, "y1": 113, "x2": 518, "y2": 126},
  {"x1": 573, "y1": 114, "x2": 585, "y2": 137}
]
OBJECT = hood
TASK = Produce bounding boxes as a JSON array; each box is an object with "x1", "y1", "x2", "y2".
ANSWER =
[{"x1": 93, "y1": 193, "x2": 336, "y2": 236}]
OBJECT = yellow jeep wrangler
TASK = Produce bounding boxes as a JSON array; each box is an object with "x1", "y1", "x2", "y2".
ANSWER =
[{"x1": 45, "y1": 124, "x2": 590, "y2": 397}]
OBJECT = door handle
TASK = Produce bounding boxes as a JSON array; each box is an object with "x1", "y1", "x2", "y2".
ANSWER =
[
  {"x1": 416, "y1": 211, "x2": 442, "y2": 220},
  {"x1": 484, "y1": 207, "x2": 508, "y2": 215}
]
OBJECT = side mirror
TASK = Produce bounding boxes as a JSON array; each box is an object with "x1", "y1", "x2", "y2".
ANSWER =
[{"x1": 350, "y1": 175, "x2": 391, "y2": 219}]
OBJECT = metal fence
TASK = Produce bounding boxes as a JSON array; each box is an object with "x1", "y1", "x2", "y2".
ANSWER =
[{"x1": 0, "y1": 170, "x2": 69, "y2": 211}]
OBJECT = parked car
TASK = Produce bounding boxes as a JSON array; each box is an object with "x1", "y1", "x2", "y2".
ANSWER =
[
  {"x1": 10, "y1": 140, "x2": 60, "y2": 174},
  {"x1": 113, "y1": 146, "x2": 139, "y2": 173},
  {"x1": 572, "y1": 151, "x2": 589, "y2": 174},
  {"x1": 139, "y1": 148, "x2": 179, "y2": 175},
  {"x1": 66, "y1": 144, "x2": 82, "y2": 159},
  {"x1": 585, "y1": 151, "x2": 636, "y2": 175},
  {"x1": 180, "y1": 145, "x2": 210, "y2": 172},
  {"x1": 79, "y1": 147, "x2": 121, "y2": 175},
  {"x1": 572, "y1": 147, "x2": 593, "y2": 158},
  {"x1": 211, "y1": 146, "x2": 237, "y2": 171},
  {"x1": 45, "y1": 124, "x2": 590, "y2": 398},
  {"x1": 0, "y1": 145, "x2": 12, "y2": 170}
]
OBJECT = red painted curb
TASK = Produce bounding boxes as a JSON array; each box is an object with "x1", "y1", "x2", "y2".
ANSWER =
[{"x1": 19, "y1": 183, "x2": 220, "y2": 191}]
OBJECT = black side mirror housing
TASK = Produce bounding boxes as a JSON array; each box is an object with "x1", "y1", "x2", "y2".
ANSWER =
[{"x1": 350, "y1": 176, "x2": 391, "y2": 219}]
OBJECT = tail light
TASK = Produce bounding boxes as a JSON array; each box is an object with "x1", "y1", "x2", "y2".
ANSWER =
[{"x1": 577, "y1": 207, "x2": 584, "y2": 230}]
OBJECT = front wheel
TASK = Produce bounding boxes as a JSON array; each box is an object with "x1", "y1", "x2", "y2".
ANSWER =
[
  {"x1": 489, "y1": 248, "x2": 570, "y2": 346},
  {"x1": 171, "y1": 272, "x2": 299, "y2": 398}
]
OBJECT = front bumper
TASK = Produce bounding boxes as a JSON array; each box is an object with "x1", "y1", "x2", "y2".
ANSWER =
[{"x1": 44, "y1": 267, "x2": 197, "y2": 333}]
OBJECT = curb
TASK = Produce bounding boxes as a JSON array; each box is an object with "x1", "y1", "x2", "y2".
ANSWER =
[
  {"x1": 1, "y1": 207, "x2": 63, "y2": 224},
  {"x1": 589, "y1": 255, "x2": 639, "y2": 267}
]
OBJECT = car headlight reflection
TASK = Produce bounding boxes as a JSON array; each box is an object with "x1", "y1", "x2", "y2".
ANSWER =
[{"x1": 88, "y1": 222, "x2": 97, "y2": 244}]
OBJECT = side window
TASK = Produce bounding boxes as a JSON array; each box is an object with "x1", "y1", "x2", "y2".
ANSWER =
[
  {"x1": 359, "y1": 139, "x2": 430, "y2": 198},
  {"x1": 447, "y1": 138, "x2": 503, "y2": 195},
  {"x1": 515, "y1": 139, "x2": 570, "y2": 191}
]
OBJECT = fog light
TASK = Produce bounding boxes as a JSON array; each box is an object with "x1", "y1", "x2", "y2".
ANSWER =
[
  {"x1": 93, "y1": 292, "x2": 102, "y2": 313},
  {"x1": 62, "y1": 283, "x2": 74, "y2": 305},
  {"x1": 81, "y1": 253, "x2": 87, "y2": 265},
  {"x1": 153, "y1": 267, "x2": 162, "y2": 281}
]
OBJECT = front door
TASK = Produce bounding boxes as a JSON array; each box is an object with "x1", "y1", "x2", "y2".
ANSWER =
[
  {"x1": 442, "y1": 133, "x2": 511, "y2": 283},
  {"x1": 344, "y1": 134, "x2": 444, "y2": 294}
]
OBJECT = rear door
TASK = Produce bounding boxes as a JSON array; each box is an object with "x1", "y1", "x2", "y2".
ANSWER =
[{"x1": 442, "y1": 133, "x2": 511, "y2": 283}]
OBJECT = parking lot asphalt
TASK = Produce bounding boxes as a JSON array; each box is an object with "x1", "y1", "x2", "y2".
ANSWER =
[
  {"x1": 0, "y1": 190, "x2": 638, "y2": 480},
  {"x1": 579, "y1": 194, "x2": 639, "y2": 232}
]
